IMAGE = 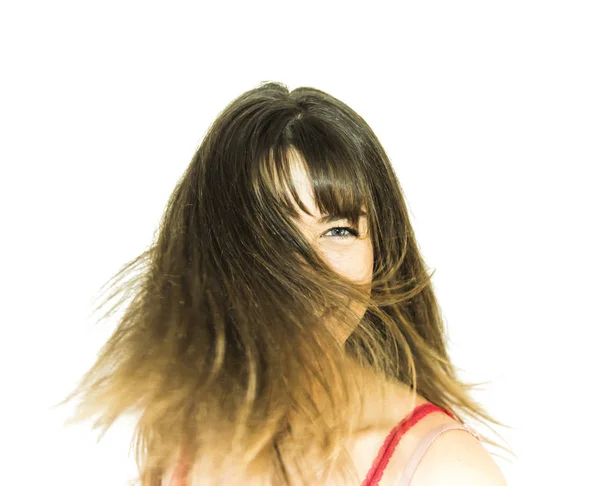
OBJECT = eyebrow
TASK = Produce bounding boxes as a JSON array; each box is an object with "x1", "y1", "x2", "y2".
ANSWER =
[{"x1": 315, "y1": 211, "x2": 367, "y2": 224}]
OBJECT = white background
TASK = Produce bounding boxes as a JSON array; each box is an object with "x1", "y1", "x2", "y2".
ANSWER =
[{"x1": 1, "y1": 1, "x2": 598, "y2": 485}]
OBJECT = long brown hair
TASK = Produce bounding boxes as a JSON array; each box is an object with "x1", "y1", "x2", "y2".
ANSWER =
[{"x1": 56, "y1": 81, "x2": 513, "y2": 485}]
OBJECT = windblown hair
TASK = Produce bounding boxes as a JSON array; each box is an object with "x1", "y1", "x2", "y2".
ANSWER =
[{"x1": 57, "y1": 81, "x2": 513, "y2": 485}]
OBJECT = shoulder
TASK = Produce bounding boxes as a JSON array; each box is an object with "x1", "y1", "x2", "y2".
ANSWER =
[{"x1": 409, "y1": 426, "x2": 507, "y2": 486}]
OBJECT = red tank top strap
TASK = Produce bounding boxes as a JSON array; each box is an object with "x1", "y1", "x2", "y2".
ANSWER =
[{"x1": 361, "y1": 402, "x2": 455, "y2": 486}]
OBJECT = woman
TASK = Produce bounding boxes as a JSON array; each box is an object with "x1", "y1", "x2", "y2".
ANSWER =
[{"x1": 59, "y1": 82, "x2": 512, "y2": 485}]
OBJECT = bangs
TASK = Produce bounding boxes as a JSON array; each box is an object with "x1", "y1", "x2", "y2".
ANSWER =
[{"x1": 254, "y1": 139, "x2": 372, "y2": 230}]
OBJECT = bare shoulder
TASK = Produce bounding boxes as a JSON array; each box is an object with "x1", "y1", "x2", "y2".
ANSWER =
[{"x1": 410, "y1": 428, "x2": 507, "y2": 486}]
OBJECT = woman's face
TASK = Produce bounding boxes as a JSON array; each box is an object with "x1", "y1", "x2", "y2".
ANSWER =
[{"x1": 287, "y1": 154, "x2": 374, "y2": 344}]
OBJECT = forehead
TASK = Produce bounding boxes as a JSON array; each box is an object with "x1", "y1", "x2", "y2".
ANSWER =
[
  {"x1": 286, "y1": 155, "x2": 368, "y2": 228},
  {"x1": 265, "y1": 146, "x2": 368, "y2": 228},
  {"x1": 287, "y1": 155, "x2": 319, "y2": 220}
]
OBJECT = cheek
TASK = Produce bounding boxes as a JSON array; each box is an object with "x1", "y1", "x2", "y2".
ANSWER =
[{"x1": 321, "y1": 242, "x2": 373, "y2": 284}]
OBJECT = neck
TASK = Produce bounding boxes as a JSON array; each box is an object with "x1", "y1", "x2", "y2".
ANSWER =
[{"x1": 291, "y1": 353, "x2": 415, "y2": 436}]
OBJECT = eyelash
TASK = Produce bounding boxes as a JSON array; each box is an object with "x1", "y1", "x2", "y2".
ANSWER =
[{"x1": 324, "y1": 226, "x2": 359, "y2": 239}]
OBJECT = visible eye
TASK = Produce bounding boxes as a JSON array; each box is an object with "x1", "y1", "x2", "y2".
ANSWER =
[{"x1": 323, "y1": 226, "x2": 359, "y2": 239}]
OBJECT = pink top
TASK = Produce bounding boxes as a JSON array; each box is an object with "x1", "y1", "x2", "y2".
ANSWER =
[
  {"x1": 166, "y1": 402, "x2": 480, "y2": 485},
  {"x1": 362, "y1": 402, "x2": 481, "y2": 485}
]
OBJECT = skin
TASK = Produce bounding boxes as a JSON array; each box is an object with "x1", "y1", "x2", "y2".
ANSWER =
[
  {"x1": 285, "y1": 152, "x2": 420, "y2": 424},
  {"x1": 165, "y1": 153, "x2": 507, "y2": 485},
  {"x1": 163, "y1": 153, "x2": 506, "y2": 486},
  {"x1": 284, "y1": 153, "x2": 427, "y2": 470},
  {"x1": 282, "y1": 154, "x2": 506, "y2": 485},
  {"x1": 287, "y1": 154, "x2": 374, "y2": 345}
]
